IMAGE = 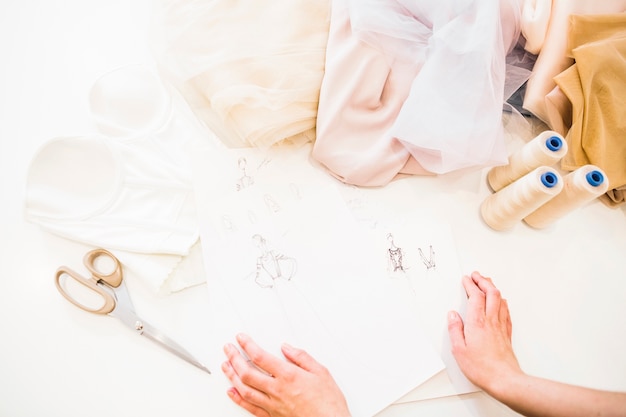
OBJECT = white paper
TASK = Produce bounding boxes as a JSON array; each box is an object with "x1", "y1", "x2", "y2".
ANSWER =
[{"x1": 191, "y1": 141, "x2": 447, "y2": 416}]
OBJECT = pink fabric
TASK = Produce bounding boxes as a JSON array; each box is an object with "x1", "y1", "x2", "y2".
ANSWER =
[{"x1": 313, "y1": 0, "x2": 522, "y2": 187}]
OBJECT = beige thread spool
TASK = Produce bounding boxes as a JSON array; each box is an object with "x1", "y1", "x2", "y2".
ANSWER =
[
  {"x1": 487, "y1": 131, "x2": 568, "y2": 192},
  {"x1": 524, "y1": 165, "x2": 609, "y2": 229},
  {"x1": 481, "y1": 166, "x2": 563, "y2": 231}
]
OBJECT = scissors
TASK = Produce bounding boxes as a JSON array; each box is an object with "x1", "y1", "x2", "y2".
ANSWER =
[{"x1": 55, "y1": 248, "x2": 210, "y2": 374}]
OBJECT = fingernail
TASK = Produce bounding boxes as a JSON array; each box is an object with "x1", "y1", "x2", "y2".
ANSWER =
[{"x1": 447, "y1": 311, "x2": 458, "y2": 322}]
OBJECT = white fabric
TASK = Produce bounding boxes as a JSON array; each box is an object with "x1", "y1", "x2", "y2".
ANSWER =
[
  {"x1": 24, "y1": 65, "x2": 204, "y2": 293},
  {"x1": 25, "y1": 135, "x2": 197, "y2": 254},
  {"x1": 521, "y1": 0, "x2": 552, "y2": 54}
]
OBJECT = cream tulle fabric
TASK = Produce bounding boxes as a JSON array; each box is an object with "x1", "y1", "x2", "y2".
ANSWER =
[
  {"x1": 149, "y1": 0, "x2": 331, "y2": 148},
  {"x1": 312, "y1": 0, "x2": 523, "y2": 186}
]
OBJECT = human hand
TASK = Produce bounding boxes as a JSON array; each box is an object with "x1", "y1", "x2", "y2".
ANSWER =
[
  {"x1": 222, "y1": 333, "x2": 351, "y2": 417},
  {"x1": 447, "y1": 271, "x2": 523, "y2": 396}
]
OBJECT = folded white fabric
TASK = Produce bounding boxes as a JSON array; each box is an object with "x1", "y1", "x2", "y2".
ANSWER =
[{"x1": 24, "y1": 64, "x2": 205, "y2": 293}]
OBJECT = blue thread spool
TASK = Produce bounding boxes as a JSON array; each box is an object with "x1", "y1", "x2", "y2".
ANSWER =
[
  {"x1": 540, "y1": 171, "x2": 559, "y2": 188},
  {"x1": 487, "y1": 131, "x2": 568, "y2": 192},
  {"x1": 586, "y1": 170, "x2": 604, "y2": 187},
  {"x1": 481, "y1": 166, "x2": 563, "y2": 231},
  {"x1": 545, "y1": 136, "x2": 563, "y2": 152},
  {"x1": 524, "y1": 165, "x2": 609, "y2": 229}
]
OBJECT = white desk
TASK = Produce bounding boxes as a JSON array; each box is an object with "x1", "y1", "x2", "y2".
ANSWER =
[{"x1": 1, "y1": 2, "x2": 625, "y2": 416}]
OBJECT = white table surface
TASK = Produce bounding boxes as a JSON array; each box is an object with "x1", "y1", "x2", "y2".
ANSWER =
[{"x1": 1, "y1": 2, "x2": 625, "y2": 417}]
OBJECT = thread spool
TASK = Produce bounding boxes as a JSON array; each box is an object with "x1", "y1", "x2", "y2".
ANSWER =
[
  {"x1": 523, "y1": 165, "x2": 609, "y2": 229},
  {"x1": 481, "y1": 166, "x2": 563, "y2": 231},
  {"x1": 487, "y1": 131, "x2": 568, "y2": 192}
]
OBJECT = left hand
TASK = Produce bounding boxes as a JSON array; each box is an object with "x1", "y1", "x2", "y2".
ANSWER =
[{"x1": 222, "y1": 333, "x2": 351, "y2": 417}]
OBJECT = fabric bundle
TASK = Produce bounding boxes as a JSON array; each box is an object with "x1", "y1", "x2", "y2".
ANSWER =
[
  {"x1": 312, "y1": 0, "x2": 525, "y2": 186},
  {"x1": 24, "y1": 65, "x2": 205, "y2": 293},
  {"x1": 149, "y1": 0, "x2": 331, "y2": 149},
  {"x1": 520, "y1": 1, "x2": 626, "y2": 206},
  {"x1": 554, "y1": 14, "x2": 626, "y2": 206}
]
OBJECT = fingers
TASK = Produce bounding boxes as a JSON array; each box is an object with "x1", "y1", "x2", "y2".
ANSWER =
[
  {"x1": 226, "y1": 387, "x2": 270, "y2": 417},
  {"x1": 500, "y1": 299, "x2": 513, "y2": 338},
  {"x1": 223, "y1": 341, "x2": 273, "y2": 395},
  {"x1": 237, "y1": 333, "x2": 285, "y2": 378},
  {"x1": 281, "y1": 343, "x2": 325, "y2": 374},
  {"x1": 447, "y1": 310, "x2": 466, "y2": 355},
  {"x1": 471, "y1": 271, "x2": 502, "y2": 319},
  {"x1": 462, "y1": 274, "x2": 486, "y2": 318},
  {"x1": 222, "y1": 358, "x2": 270, "y2": 408}
]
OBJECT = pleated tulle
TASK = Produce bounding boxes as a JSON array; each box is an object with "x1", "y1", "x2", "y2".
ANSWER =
[{"x1": 149, "y1": 0, "x2": 331, "y2": 148}]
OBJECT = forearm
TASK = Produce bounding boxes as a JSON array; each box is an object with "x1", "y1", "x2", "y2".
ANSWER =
[{"x1": 488, "y1": 372, "x2": 626, "y2": 417}]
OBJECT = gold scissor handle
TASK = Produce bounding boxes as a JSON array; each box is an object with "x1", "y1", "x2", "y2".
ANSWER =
[
  {"x1": 83, "y1": 248, "x2": 123, "y2": 288},
  {"x1": 55, "y1": 249, "x2": 122, "y2": 315}
]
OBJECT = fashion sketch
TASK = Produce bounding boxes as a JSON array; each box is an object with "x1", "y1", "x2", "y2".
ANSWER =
[
  {"x1": 418, "y1": 245, "x2": 436, "y2": 270},
  {"x1": 235, "y1": 157, "x2": 254, "y2": 191},
  {"x1": 251, "y1": 234, "x2": 297, "y2": 289},
  {"x1": 387, "y1": 233, "x2": 406, "y2": 273}
]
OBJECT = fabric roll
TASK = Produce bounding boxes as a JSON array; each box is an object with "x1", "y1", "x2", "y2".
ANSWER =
[
  {"x1": 149, "y1": 0, "x2": 331, "y2": 148},
  {"x1": 521, "y1": 0, "x2": 552, "y2": 54},
  {"x1": 313, "y1": 0, "x2": 523, "y2": 186},
  {"x1": 522, "y1": 0, "x2": 626, "y2": 124}
]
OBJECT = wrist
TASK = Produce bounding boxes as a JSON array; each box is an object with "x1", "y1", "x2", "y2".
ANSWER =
[{"x1": 483, "y1": 367, "x2": 528, "y2": 403}]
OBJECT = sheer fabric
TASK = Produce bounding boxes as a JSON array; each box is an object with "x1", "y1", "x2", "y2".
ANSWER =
[
  {"x1": 150, "y1": 0, "x2": 331, "y2": 148},
  {"x1": 312, "y1": 0, "x2": 523, "y2": 186}
]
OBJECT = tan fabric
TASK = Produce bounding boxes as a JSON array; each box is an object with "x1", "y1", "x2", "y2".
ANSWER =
[
  {"x1": 544, "y1": 83, "x2": 571, "y2": 137},
  {"x1": 600, "y1": 187, "x2": 626, "y2": 207},
  {"x1": 522, "y1": 0, "x2": 626, "y2": 124},
  {"x1": 557, "y1": 14, "x2": 626, "y2": 206}
]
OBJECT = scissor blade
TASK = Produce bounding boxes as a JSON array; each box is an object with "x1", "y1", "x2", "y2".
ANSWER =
[
  {"x1": 107, "y1": 281, "x2": 210, "y2": 374},
  {"x1": 137, "y1": 320, "x2": 211, "y2": 374}
]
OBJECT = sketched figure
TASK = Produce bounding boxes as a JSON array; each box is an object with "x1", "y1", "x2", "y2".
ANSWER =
[
  {"x1": 387, "y1": 233, "x2": 405, "y2": 273},
  {"x1": 221, "y1": 215, "x2": 237, "y2": 233},
  {"x1": 418, "y1": 245, "x2": 436, "y2": 270},
  {"x1": 248, "y1": 210, "x2": 258, "y2": 224},
  {"x1": 289, "y1": 183, "x2": 302, "y2": 200},
  {"x1": 235, "y1": 157, "x2": 254, "y2": 191},
  {"x1": 264, "y1": 194, "x2": 281, "y2": 213},
  {"x1": 251, "y1": 234, "x2": 297, "y2": 289}
]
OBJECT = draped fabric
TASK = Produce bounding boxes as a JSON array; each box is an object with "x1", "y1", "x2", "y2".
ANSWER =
[
  {"x1": 312, "y1": 0, "x2": 523, "y2": 186},
  {"x1": 522, "y1": 0, "x2": 626, "y2": 124},
  {"x1": 555, "y1": 14, "x2": 626, "y2": 206},
  {"x1": 150, "y1": 0, "x2": 331, "y2": 148}
]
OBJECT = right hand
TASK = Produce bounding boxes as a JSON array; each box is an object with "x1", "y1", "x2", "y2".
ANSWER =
[{"x1": 447, "y1": 271, "x2": 524, "y2": 394}]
